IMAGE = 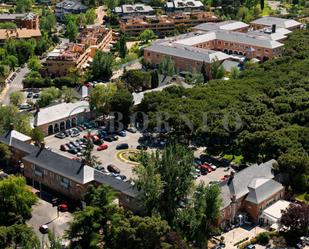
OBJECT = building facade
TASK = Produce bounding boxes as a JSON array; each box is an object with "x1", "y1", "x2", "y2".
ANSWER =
[{"x1": 55, "y1": 0, "x2": 88, "y2": 22}]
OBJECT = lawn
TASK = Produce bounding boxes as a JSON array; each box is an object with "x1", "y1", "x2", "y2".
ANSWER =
[
  {"x1": 223, "y1": 154, "x2": 244, "y2": 165},
  {"x1": 296, "y1": 192, "x2": 309, "y2": 203}
]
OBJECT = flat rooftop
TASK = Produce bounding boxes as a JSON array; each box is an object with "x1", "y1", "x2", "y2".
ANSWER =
[{"x1": 250, "y1": 16, "x2": 301, "y2": 29}]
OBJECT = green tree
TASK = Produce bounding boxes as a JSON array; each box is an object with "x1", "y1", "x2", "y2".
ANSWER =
[
  {"x1": 85, "y1": 8, "x2": 97, "y2": 24},
  {"x1": 151, "y1": 69, "x2": 159, "y2": 88},
  {"x1": 81, "y1": 131, "x2": 101, "y2": 168},
  {"x1": 230, "y1": 66, "x2": 240, "y2": 79},
  {"x1": 66, "y1": 20, "x2": 78, "y2": 42},
  {"x1": 201, "y1": 61, "x2": 209, "y2": 83},
  {"x1": 158, "y1": 56, "x2": 175, "y2": 77},
  {"x1": 31, "y1": 127, "x2": 44, "y2": 145},
  {"x1": 0, "y1": 176, "x2": 37, "y2": 226},
  {"x1": 16, "y1": 0, "x2": 33, "y2": 13},
  {"x1": 122, "y1": 69, "x2": 152, "y2": 92},
  {"x1": 138, "y1": 29, "x2": 157, "y2": 44},
  {"x1": 0, "y1": 22, "x2": 17, "y2": 29},
  {"x1": 61, "y1": 86, "x2": 76, "y2": 103},
  {"x1": 40, "y1": 9, "x2": 56, "y2": 33},
  {"x1": 28, "y1": 56, "x2": 41, "y2": 71},
  {"x1": 210, "y1": 58, "x2": 225, "y2": 79},
  {"x1": 47, "y1": 231, "x2": 63, "y2": 249},
  {"x1": 109, "y1": 89, "x2": 133, "y2": 125},
  {"x1": 103, "y1": 0, "x2": 118, "y2": 10},
  {"x1": 91, "y1": 51, "x2": 114, "y2": 80},
  {"x1": 38, "y1": 87, "x2": 60, "y2": 107},
  {"x1": 0, "y1": 143, "x2": 11, "y2": 164},
  {"x1": 133, "y1": 153, "x2": 163, "y2": 216},
  {"x1": 4, "y1": 55, "x2": 18, "y2": 70},
  {"x1": 9, "y1": 91, "x2": 24, "y2": 106},
  {"x1": 77, "y1": 13, "x2": 87, "y2": 28},
  {"x1": 89, "y1": 83, "x2": 117, "y2": 114},
  {"x1": 0, "y1": 224, "x2": 40, "y2": 249},
  {"x1": 118, "y1": 34, "x2": 127, "y2": 59},
  {"x1": 66, "y1": 206, "x2": 103, "y2": 249}
]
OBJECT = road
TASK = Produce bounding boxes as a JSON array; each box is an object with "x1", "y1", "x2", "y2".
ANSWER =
[{"x1": 0, "y1": 66, "x2": 30, "y2": 105}]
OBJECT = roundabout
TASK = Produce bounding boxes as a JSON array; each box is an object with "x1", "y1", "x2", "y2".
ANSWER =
[{"x1": 116, "y1": 149, "x2": 141, "y2": 165}]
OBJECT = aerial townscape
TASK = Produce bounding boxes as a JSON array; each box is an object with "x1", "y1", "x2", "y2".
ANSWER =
[{"x1": 0, "y1": 0, "x2": 308, "y2": 248}]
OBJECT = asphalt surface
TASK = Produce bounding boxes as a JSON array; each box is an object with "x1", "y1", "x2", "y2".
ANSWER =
[{"x1": 1, "y1": 66, "x2": 29, "y2": 105}]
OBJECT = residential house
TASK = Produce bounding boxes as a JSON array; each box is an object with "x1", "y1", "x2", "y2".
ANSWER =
[
  {"x1": 55, "y1": 0, "x2": 88, "y2": 22},
  {"x1": 219, "y1": 160, "x2": 285, "y2": 227},
  {"x1": 113, "y1": 4, "x2": 155, "y2": 19},
  {"x1": 165, "y1": 0, "x2": 205, "y2": 13}
]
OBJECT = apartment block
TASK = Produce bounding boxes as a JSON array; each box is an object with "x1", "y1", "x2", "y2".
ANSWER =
[
  {"x1": 44, "y1": 25, "x2": 113, "y2": 76},
  {"x1": 250, "y1": 16, "x2": 301, "y2": 31},
  {"x1": 55, "y1": 0, "x2": 88, "y2": 22},
  {"x1": 165, "y1": 0, "x2": 204, "y2": 12},
  {"x1": 0, "y1": 12, "x2": 41, "y2": 43},
  {"x1": 114, "y1": 4, "x2": 155, "y2": 19},
  {"x1": 119, "y1": 12, "x2": 218, "y2": 37}
]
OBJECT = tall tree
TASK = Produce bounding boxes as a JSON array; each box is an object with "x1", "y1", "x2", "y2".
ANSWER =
[
  {"x1": 210, "y1": 58, "x2": 225, "y2": 79},
  {"x1": 27, "y1": 56, "x2": 41, "y2": 71},
  {"x1": 138, "y1": 29, "x2": 157, "y2": 44},
  {"x1": 158, "y1": 56, "x2": 175, "y2": 77},
  {"x1": 85, "y1": 9, "x2": 97, "y2": 24},
  {"x1": 281, "y1": 203, "x2": 309, "y2": 244},
  {"x1": 133, "y1": 152, "x2": 163, "y2": 216},
  {"x1": 201, "y1": 61, "x2": 208, "y2": 83},
  {"x1": 66, "y1": 20, "x2": 78, "y2": 42},
  {"x1": 9, "y1": 91, "x2": 24, "y2": 106},
  {"x1": 118, "y1": 35, "x2": 127, "y2": 59},
  {"x1": 89, "y1": 83, "x2": 117, "y2": 114},
  {"x1": 81, "y1": 131, "x2": 101, "y2": 167},
  {"x1": 151, "y1": 69, "x2": 159, "y2": 88},
  {"x1": 91, "y1": 51, "x2": 114, "y2": 80},
  {"x1": 66, "y1": 206, "x2": 103, "y2": 249},
  {"x1": 31, "y1": 127, "x2": 44, "y2": 145},
  {"x1": 61, "y1": 86, "x2": 76, "y2": 103},
  {"x1": 0, "y1": 143, "x2": 11, "y2": 164},
  {"x1": 0, "y1": 176, "x2": 37, "y2": 226},
  {"x1": 260, "y1": 0, "x2": 264, "y2": 10}
]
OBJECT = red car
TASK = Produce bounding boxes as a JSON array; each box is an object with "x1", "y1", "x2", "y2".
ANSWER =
[
  {"x1": 83, "y1": 133, "x2": 95, "y2": 139},
  {"x1": 221, "y1": 175, "x2": 230, "y2": 181},
  {"x1": 92, "y1": 135, "x2": 100, "y2": 142},
  {"x1": 58, "y1": 203, "x2": 68, "y2": 212},
  {"x1": 60, "y1": 144, "x2": 69, "y2": 151},
  {"x1": 97, "y1": 144, "x2": 108, "y2": 151},
  {"x1": 201, "y1": 164, "x2": 212, "y2": 173}
]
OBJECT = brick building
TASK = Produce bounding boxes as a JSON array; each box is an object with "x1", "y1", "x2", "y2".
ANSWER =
[
  {"x1": 44, "y1": 25, "x2": 113, "y2": 76},
  {"x1": 0, "y1": 131, "x2": 138, "y2": 211},
  {"x1": 31, "y1": 101, "x2": 91, "y2": 136},
  {"x1": 0, "y1": 12, "x2": 41, "y2": 43},
  {"x1": 219, "y1": 160, "x2": 284, "y2": 227},
  {"x1": 119, "y1": 12, "x2": 218, "y2": 37},
  {"x1": 193, "y1": 20, "x2": 249, "y2": 33}
]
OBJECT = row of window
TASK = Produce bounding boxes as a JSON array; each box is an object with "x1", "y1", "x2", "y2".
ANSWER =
[{"x1": 33, "y1": 164, "x2": 70, "y2": 189}]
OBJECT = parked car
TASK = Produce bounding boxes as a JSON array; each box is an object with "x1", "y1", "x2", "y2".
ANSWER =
[
  {"x1": 104, "y1": 136, "x2": 114, "y2": 142},
  {"x1": 245, "y1": 245, "x2": 255, "y2": 249},
  {"x1": 68, "y1": 148, "x2": 78, "y2": 154},
  {"x1": 27, "y1": 92, "x2": 33, "y2": 98},
  {"x1": 71, "y1": 130, "x2": 80, "y2": 137},
  {"x1": 55, "y1": 133, "x2": 66, "y2": 139},
  {"x1": 70, "y1": 141, "x2": 79, "y2": 147},
  {"x1": 111, "y1": 135, "x2": 119, "y2": 141},
  {"x1": 95, "y1": 165, "x2": 105, "y2": 171},
  {"x1": 83, "y1": 133, "x2": 95, "y2": 139},
  {"x1": 39, "y1": 225, "x2": 49, "y2": 234},
  {"x1": 97, "y1": 144, "x2": 108, "y2": 151},
  {"x1": 107, "y1": 164, "x2": 120, "y2": 174},
  {"x1": 60, "y1": 144, "x2": 69, "y2": 151},
  {"x1": 127, "y1": 127, "x2": 137, "y2": 133},
  {"x1": 33, "y1": 93, "x2": 40, "y2": 99},
  {"x1": 64, "y1": 130, "x2": 71, "y2": 137},
  {"x1": 58, "y1": 203, "x2": 68, "y2": 212},
  {"x1": 116, "y1": 143, "x2": 129, "y2": 150},
  {"x1": 118, "y1": 130, "x2": 126, "y2": 137},
  {"x1": 136, "y1": 145, "x2": 148, "y2": 150},
  {"x1": 200, "y1": 164, "x2": 212, "y2": 173},
  {"x1": 92, "y1": 135, "x2": 100, "y2": 143},
  {"x1": 19, "y1": 103, "x2": 32, "y2": 110}
]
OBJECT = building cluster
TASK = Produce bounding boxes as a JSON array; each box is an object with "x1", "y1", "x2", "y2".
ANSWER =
[
  {"x1": 0, "y1": 12, "x2": 41, "y2": 44},
  {"x1": 44, "y1": 25, "x2": 113, "y2": 76},
  {"x1": 144, "y1": 16, "x2": 301, "y2": 77},
  {"x1": 113, "y1": 0, "x2": 217, "y2": 37},
  {"x1": 0, "y1": 129, "x2": 137, "y2": 210},
  {"x1": 55, "y1": 0, "x2": 88, "y2": 22}
]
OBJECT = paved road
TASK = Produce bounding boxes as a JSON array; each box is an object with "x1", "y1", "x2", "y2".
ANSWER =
[
  {"x1": 0, "y1": 66, "x2": 29, "y2": 105},
  {"x1": 28, "y1": 198, "x2": 72, "y2": 247}
]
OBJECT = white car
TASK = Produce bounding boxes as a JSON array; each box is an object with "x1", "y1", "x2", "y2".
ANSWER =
[
  {"x1": 127, "y1": 127, "x2": 137, "y2": 133},
  {"x1": 210, "y1": 164, "x2": 217, "y2": 170}
]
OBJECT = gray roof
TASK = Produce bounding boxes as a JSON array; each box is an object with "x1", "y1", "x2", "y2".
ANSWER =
[
  {"x1": 0, "y1": 13, "x2": 27, "y2": 20},
  {"x1": 114, "y1": 4, "x2": 154, "y2": 14},
  {"x1": 166, "y1": 0, "x2": 204, "y2": 9},
  {"x1": 250, "y1": 16, "x2": 301, "y2": 29},
  {"x1": 220, "y1": 159, "x2": 277, "y2": 208},
  {"x1": 194, "y1": 20, "x2": 249, "y2": 31},
  {"x1": 145, "y1": 42, "x2": 230, "y2": 63},
  {"x1": 32, "y1": 101, "x2": 90, "y2": 126},
  {"x1": 93, "y1": 170, "x2": 138, "y2": 198},
  {"x1": 56, "y1": 1, "x2": 87, "y2": 11},
  {"x1": 0, "y1": 135, "x2": 38, "y2": 155},
  {"x1": 175, "y1": 30, "x2": 283, "y2": 49},
  {"x1": 221, "y1": 60, "x2": 239, "y2": 72},
  {"x1": 245, "y1": 178, "x2": 283, "y2": 204},
  {"x1": 23, "y1": 149, "x2": 94, "y2": 184}
]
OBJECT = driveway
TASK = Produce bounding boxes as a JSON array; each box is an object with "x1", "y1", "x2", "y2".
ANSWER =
[
  {"x1": 28, "y1": 198, "x2": 72, "y2": 246},
  {"x1": 0, "y1": 66, "x2": 29, "y2": 105},
  {"x1": 219, "y1": 225, "x2": 267, "y2": 249}
]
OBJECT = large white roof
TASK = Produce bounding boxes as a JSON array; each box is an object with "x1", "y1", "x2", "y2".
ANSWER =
[
  {"x1": 251, "y1": 16, "x2": 301, "y2": 29},
  {"x1": 33, "y1": 101, "x2": 90, "y2": 126},
  {"x1": 262, "y1": 200, "x2": 290, "y2": 220}
]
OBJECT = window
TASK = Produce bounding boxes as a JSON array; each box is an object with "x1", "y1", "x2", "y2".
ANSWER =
[
  {"x1": 34, "y1": 165, "x2": 44, "y2": 177},
  {"x1": 60, "y1": 177, "x2": 70, "y2": 189}
]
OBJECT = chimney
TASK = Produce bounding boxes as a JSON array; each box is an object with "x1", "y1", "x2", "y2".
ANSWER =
[{"x1": 272, "y1": 24, "x2": 276, "y2": 33}]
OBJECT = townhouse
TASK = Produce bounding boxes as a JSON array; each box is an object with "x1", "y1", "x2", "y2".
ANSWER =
[
  {"x1": 44, "y1": 25, "x2": 113, "y2": 76},
  {"x1": 0, "y1": 12, "x2": 41, "y2": 44},
  {"x1": 119, "y1": 12, "x2": 218, "y2": 37},
  {"x1": 219, "y1": 160, "x2": 285, "y2": 227},
  {"x1": 0, "y1": 130, "x2": 138, "y2": 211}
]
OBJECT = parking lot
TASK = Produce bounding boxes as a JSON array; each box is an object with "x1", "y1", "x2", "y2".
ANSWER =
[{"x1": 45, "y1": 125, "x2": 234, "y2": 184}]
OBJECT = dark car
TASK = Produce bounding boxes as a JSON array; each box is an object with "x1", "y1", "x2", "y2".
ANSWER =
[
  {"x1": 104, "y1": 136, "x2": 114, "y2": 142},
  {"x1": 60, "y1": 144, "x2": 69, "y2": 151},
  {"x1": 111, "y1": 135, "x2": 119, "y2": 141},
  {"x1": 55, "y1": 133, "x2": 66, "y2": 139},
  {"x1": 27, "y1": 92, "x2": 33, "y2": 98},
  {"x1": 116, "y1": 143, "x2": 129, "y2": 150},
  {"x1": 64, "y1": 130, "x2": 71, "y2": 137},
  {"x1": 107, "y1": 164, "x2": 120, "y2": 174},
  {"x1": 136, "y1": 145, "x2": 148, "y2": 150},
  {"x1": 68, "y1": 148, "x2": 78, "y2": 154},
  {"x1": 70, "y1": 141, "x2": 79, "y2": 147},
  {"x1": 33, "y1": 93, "x2": 40, "y2": 99},
  {"x1": 39, "y1": 225, "x2": 49, "y2": 234}
]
